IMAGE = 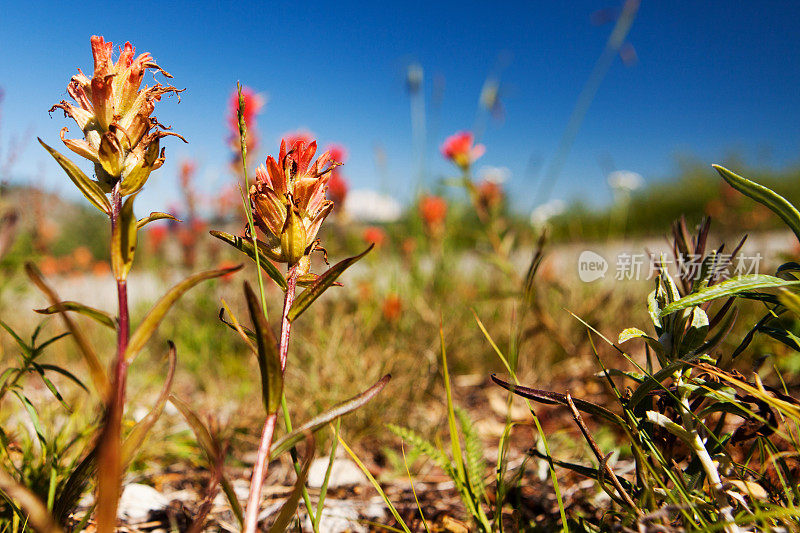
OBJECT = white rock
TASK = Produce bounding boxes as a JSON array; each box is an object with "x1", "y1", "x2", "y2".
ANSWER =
[
  {"x1": 307, "y1": 457, "x2": 368, "y2": 488},
  {"x1": 118, "y1": 483, "x2": 169, "y2": 522},
  {"x1": 303, "y1": 499, "x2": 366, "y2": 533}
]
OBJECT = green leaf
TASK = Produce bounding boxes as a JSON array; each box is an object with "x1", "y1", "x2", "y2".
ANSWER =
[
  {"x1": 124, "y1": 264, "x2": 243, "y2": 363},
  {"x1": 137, "y1": 212, "x2": 179, "y2": 229},
  {"x1": 121, "y1": 342, "x2": 176, "y2": 466},
  {"x1": 111, "y1": 193, "x2": 138, "y2": 279},
  {"x1": 36, "y1": 364, "x2": 88, "y2": 393},
  {"x1": 679, "y1": 307, "x2": 709, "y2": 354},
  {"x1": 386, "y1": 424, "x2": 452, "y2": 474},
  {"x1": 38, "y1": 138, "x2": 111, "y2": 215},
  {"x1": 35, "y1": 301, "x2": 115, "y2": 329},
  {"x1": 244, "y1": 282, "x2": 283, "y2": 413},
  {"x1": 714, "y1": 164, "x2": 800, "y2": 244},
  {"x1": 270, "y1": 374, "x2": 391, "y2": 458},
  {"x1": 661, "y1": 275, "x2": 800, "y2": 316},
  {"x1": 288, "y1": 244, "x2": 374, "y2": 322},
  {"x1": 209, "y1": 231, "x2": 287, "y2": 290},
  {"x1": 780, "y1": 289, "x2": 800, "y2": 317},
  {"x1": 25, "y1": 263, "x2": 110, "y2": 397},
  {"x1": 267, "y1": 435, "x2": 314, "y2": 533},
  {"x1": 618, "y1": 327, "x2": 665, "y2": 357},
  {"x1": 647, "y1": 289, "x2": 663, "y2": 331}
]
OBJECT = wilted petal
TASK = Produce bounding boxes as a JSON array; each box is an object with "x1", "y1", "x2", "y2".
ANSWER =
[
  {"x1": 91, "y1": 75, "x2": 114, "y2": 130},
  {"x1": 304, "y1": 201, "x2": 333, "y2": 244},
  {"x1": 60, "y1": 128, "x2": 99, "y2": 163}
]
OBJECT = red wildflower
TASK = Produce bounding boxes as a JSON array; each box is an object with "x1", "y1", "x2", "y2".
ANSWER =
[
  {"x1": 250, "y1": 138, "x2": 339, "y2": 266},
  {"x1": 362, "y1": 226, "x2": 387, "y2": 248},
  {"x1": 326, "y1": 144, "x2": 349, "y2": 207},
  {"x1": 382, "y1": 293, "x2": 403, "y2": 323},
  {"x1": 282, "y1": 130, "x2": 314, "y2": 148},
  {"x1": 419, "y1": 195, "x2": 448, "y2": 233},
  {"x1": 440, "y1": 131, "x2": 485, "y2": 170},
  {"x1": 50, "y1": 36, "x2": 183, "y2": 193},
  {"x1": 147, "y1": 224, "x2": 168, "y2": 251}
]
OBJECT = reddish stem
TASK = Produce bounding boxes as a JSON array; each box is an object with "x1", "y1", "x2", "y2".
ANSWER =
[
  {"x1": 279, "y1": 264, "x2": 299, "y2": 371},
  {"x1": 242, "y1": 264, "x2": 299, "y2": 532},
  {"x1": 96, "y1": 184, "x2": 130, "y2": 533},
  {"x1": 243, "y1": 413, "x2": 277, "y2": 533}
]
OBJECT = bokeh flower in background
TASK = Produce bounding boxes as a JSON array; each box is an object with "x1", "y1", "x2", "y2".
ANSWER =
[
  {"x1": 326, "y1": 144, "x2": 349, "y2": 210},
  {"x1": 227, "y1": 86, "x2": 265, "y2": 166},
  {"x1": 362, "y1": 226, "x2": 387, "y2": 248},
  {"x1": 440, "y1": 131, "x2": 485, "y2": 171},
  {"x1": 382, "y1": 293, "x2": 403, "y2": 323},
  {"x1": 419, "y1": 194, "x2": 447, "y2": 236}
]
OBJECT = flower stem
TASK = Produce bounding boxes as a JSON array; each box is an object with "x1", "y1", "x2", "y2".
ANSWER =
[
  {"x1": 243, "y1": 265, "x2": 300, "y2": 532},
  {"x1": 96, "y1": 184, "x2": 130, "y2": 533},
  {"x1": 279, "y1": 265, "x2": 298, "y2": 371},
  {"x1": 243, "y1": 413, "x2": 277, "y2": 533}
]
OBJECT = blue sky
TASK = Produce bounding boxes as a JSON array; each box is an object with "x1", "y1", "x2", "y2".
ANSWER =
[{"x1": 2, "y1": 1, "x2": 800, "y2": 214}]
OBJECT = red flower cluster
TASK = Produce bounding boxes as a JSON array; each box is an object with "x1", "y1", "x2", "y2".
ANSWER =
[
  {"x1": 419, "y1": 195, "x2": 447, "y2": 235},
  {"x1": 440, "y1": 131, "x2": 485, "y2": 170}
]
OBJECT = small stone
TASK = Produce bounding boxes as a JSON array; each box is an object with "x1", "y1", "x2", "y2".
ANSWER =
[
  {"x1": 118, "y1": 483, "x2": 169, "y2": 523},
  {"x1": 303, "y1": 499, "x2": 366, "y2": 533},
  {"x1": 307, "y1": 457, "x2": 368, "y2": 488}
]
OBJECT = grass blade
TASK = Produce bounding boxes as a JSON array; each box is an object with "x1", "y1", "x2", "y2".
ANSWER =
[{"x1": 25, "y1": 263, "x2": 110, "y2": 397}]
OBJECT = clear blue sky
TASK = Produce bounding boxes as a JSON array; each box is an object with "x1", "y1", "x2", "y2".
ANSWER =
[{"x1": 2, "y1": 1, "x2": 800, "y2": 214}]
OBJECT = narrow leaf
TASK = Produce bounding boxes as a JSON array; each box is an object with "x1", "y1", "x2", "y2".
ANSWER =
[
  {"x1": 137, "y1": 212, "x2": 179, "y2": 229},
  {"x1": 714, "y1": 164, "x2": 800, "y2": 244},
  {"x1": 39, "y1": 138, "x2": 111, "y2": 215},
  {"x1": 124, "y1": 264, "x2": 242, "y2": 362},
  {"x1": 270, "y1": 374, "x2": 390, "y2": 458},
  {"x1": 661, "y1": 275, "x2": 800, "y2": 316},
  {"x1": 35, "y1": 301, "x2": 115, "y2": 329},
  {"x1": 244, "y1": 283, "x2": 283, "y2": 413},
  {"x1": 25, "y1": 263, "x2": 110, "y2": 397},
  {"x1": 121, "y1": 342, "x2": 177, "y2": 466},
  {"x1": 210, "y1": 231, "x2": 287, "y2": 290},
  {"x1": 491, "y1": 375, "x2": 627, "y2": 428},
  {"x1": 288, "y1": 244, "x2": 374, "y2": 321}
]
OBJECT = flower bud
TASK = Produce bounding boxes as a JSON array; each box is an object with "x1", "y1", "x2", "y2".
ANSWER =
[{"x1": 280, "y1": 203, "x2": 308, "y2": 266}]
